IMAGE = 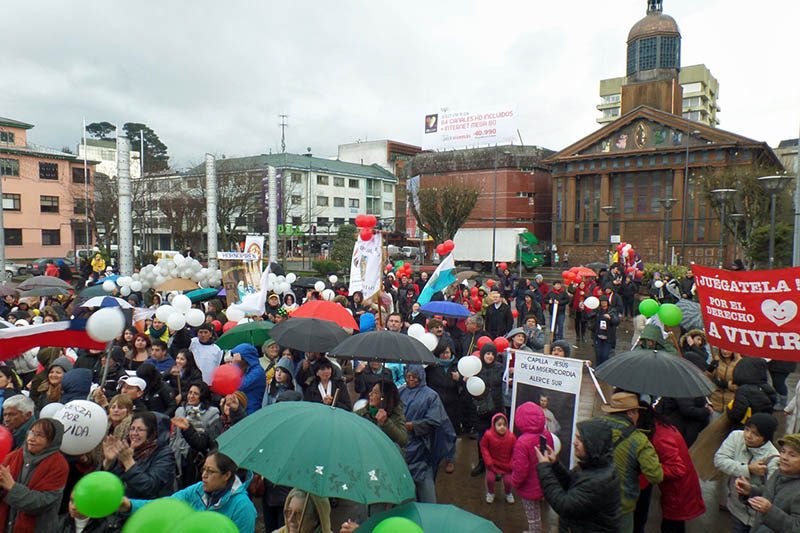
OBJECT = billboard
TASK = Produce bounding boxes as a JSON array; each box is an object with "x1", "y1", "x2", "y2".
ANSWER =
[{"x1": 422, "y1": 105, "x2": 517, "y2": 150}]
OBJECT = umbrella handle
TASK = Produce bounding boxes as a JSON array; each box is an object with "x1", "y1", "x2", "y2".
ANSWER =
[
  {"x1": 90, "y1": 339, "x2": 115, "y2": 401},
  {"x1": 330, "y1": 388, "x2": 340, "y2": 410},
  {"x1": 297, "y1": 491, "x2": 310, "y2": 532}
]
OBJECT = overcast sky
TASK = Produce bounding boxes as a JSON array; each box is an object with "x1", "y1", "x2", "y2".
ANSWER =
[{"x1": 3, "y1": 0, "x2": 798, "y2": 168}]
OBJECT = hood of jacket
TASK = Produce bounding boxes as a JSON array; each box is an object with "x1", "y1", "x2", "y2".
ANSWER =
[
  {"x1": 576, "y1": 418, "x2": 613, "y2": 468},
  {"x1": 22, "y1": 419, "x2": 65, "y2": 476},
  {"x1": 551, "y1": 340, "x2": 571, "y2": 358},
  {"x1": 36, "y1": 347, "x2": 62, "y2": 368},
  {"x1": 515, "y1": 401, "x2": 546, "y2": 434},
  {"x1": 639, "y1": 324, "x2": 665, "y2": 343},
  {"x1": 404, "y1": 364, "x2": 427, "y2": 387},
  {"x1": 489, "y1": 412, "x2": 511, "y2": 437},
  {"x1": 231, "y1": 343, "x2": 260, "y2": 368},
  {"x1": 679, "y1": 328, "x2": 706, "y2": 347},
  {"x1": 61, "y1": 368, "x2": 93, "y2": 403},
  {"x1": 733, "y1": 357, "x2": 768, "y2": 386}
]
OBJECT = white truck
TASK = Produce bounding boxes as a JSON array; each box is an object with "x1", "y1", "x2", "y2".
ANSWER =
[{"x1": 452, "y1": 227, "x2": 543, "y2": 272}]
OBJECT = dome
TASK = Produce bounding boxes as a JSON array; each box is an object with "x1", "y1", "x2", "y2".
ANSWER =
[{"x1": 628, "y1": 12, "x2": 680, "y2": 42}]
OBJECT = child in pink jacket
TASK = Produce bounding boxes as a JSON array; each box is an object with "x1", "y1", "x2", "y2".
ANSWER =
[
  {"x1": 511, "y1": 401, "x2": 553, "y2": 533},
  {"x1": 480, "y1": 412, "x2": 517, "y2": 503}
]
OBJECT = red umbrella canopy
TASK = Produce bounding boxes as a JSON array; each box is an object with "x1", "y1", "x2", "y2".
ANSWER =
[
  {"x1": 291, "y1": 300, "x2": 359, "y2": 330},
  {"x1": 573, "y1": 266, "x2": 598, "y2": 278}
]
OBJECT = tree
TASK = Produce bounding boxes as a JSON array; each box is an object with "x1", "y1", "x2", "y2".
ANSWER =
[
  {"x1": 331, "y1": 224, "x2": 358, "y2": 272},
  {"x1": 91, "y1": 173, "x2": 149, "y2": 252},
  {"x1": 408, "y1": 179, "x2": 480, "y2": 243},
  {"x1": 85, "y1": 121, "x2": 116, "y2": 140},
  {"x1": 158, "y1": 193, "x2": 206, "y2": 250},
  {"x1": 192, "y1": 169, "x2": 264, "y2": 249},
  {"x1": 747, "y1": 223, "x2": 793, "y2": 267},
  {"x1": 123, "y1": 123, "x2": 170, "y2": 172}
]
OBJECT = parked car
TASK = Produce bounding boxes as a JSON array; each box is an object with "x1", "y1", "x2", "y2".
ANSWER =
[
  {"x1": 4, "y1": 262, "x2": 27, "y2": 277},
  {"x1": 27, "y1": 258, "x2": 77, "y2": 277}
]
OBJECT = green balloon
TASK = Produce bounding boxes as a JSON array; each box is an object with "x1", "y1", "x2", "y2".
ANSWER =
[
  {"x1": 122, "y1": 499, "x2": 194, "y2": 533},
  {"x1": 638, "y1": 298, "x2": 660, "y2": 318},
  {"x1": 658, "y1": 303, "x2": 683, "y2": 327},
  {"x1": 173, "y1": 511, "x2": 238, "y2": 533},
  {"x1": 73, "y1": 471, "x2": 124, "y2": 518},
  {"x1": 394, "y1": 260, "x2": 405, "y2": 268},
  {"x1": 374, "y1": 516, "x2": 424, "y2": 533}
]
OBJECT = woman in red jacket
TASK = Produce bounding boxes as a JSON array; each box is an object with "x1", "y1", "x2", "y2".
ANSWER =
[
  {"x1": 0, "y1": 418, "x2": 69, "y2": 532},
  {"x1": 480, "y1": 412, "x2": 517, "y2": 504}
]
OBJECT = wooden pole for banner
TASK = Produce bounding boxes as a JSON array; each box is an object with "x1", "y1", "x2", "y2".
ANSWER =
[
  {"x1": 544, "y1": 301, "x2": 558, "y2": 355},
  {"x1": 376, "y1": 236, "x2": 385, "y2": 330},
  {"x1": 89, "y1": 339, "x2": 115, "y2": 401}
]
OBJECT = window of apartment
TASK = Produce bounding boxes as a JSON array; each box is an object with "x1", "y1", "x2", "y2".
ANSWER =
[
  {"x1": 333, "y1": 217, "x2": 344, "y2": 226},
  {"x1": 316, "y1": 175, "x2": 329, "y2": 185},
  {"x1": 682, "y1": 82, "x2": 702, "y2": 93},
  {"x1": 42, "y1": 229, "x2": 61, "y2": 246},
  {"x1": 0, "y1": 158, "x2": 19, "y2": 177},
  {"x1": 291, "y1": 216, "x2": 302, "y2": 226},
  {"x1": 601, "y1": 94, "x2": 621, "y2": 105},
  {"x1": 185, "y1": 178, "x2": 199, "y2": 189},
  {"x1": 683, "y1": 96, "x2": 701, "y2": 108},
  {"x1": 348, "y1": 218, "x2": 356, "y2": 225},
  {"x1": 40, "y1": 195, "x2": 59, "y2": 213},
  {"x1": 39, "y1": 162, "x2": 58, "y2": 180},
  {"x1": 291, "y1": 195, "x2": 302, "y2": 205},
  {"x1": 291, "y1": 172, "x2": 302, "y2": 184},
  {"x1": 383, "y1": 201, "x2": 393, "y2": 211},
  {"x1": 348, "y1": 198, "x2": 359, "y2": 208},
  {"x1": 682, "y1": 111, "x2": 701, "y2": 121},
  {"x1": 2, "y1": 193, "x2": 20, "y2": 211},
  {"x1": 72, "y1": 167, "x2": 90, "y2": 183},
  {"x1": 74, "y1": 197, "x2": 87, "y2": 215},
  {"x1": 602, "y1": 108, "x2": 620, "y2": 119},
  {"x1": 317, "y1": 217, "x2": 329, "y2": 225},
  {"x1": 317, "y1": 196, "x2": 329, "y2": 207},
  {"x1": 0, "y1": 132, "x2": 14, "y2": 143},
  {"x1": 4, "y1": 229, "x2": 22, "y2": 246},
  {"x1": 383, "y1": 183, "x2": 393, "y2": 193},
  {"x1": 333, "y1": 197, "x2": 345, "y2": 207},
  {"x1": 638, "y1": 37, "x2": 657, "y2": 70},
  {"x1": 348, "y1": 179, "x2": 359, "y2": 189},
  {"x1": 333, "y1": 177, "x2": 345, "y2": 187}
]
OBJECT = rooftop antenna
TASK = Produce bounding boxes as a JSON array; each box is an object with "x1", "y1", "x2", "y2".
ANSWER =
[{"x1": 279, "y1": 114, "x2": 288, "y2": 153}]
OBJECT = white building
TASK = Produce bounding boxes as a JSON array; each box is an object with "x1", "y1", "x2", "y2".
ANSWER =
[{"x1": 77, "y1": 138, "x2": 141, "y2": 180}]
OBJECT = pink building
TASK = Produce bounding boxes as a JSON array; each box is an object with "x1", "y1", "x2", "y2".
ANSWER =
[{"x1": 1, "y1": 117, "x2": 95, "y2": 260}]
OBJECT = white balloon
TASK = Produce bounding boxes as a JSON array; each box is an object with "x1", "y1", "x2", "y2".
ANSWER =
[
  {"x1": 420, "y1": 332, "x2": 438, "y2": 352},
  {"x1": 172, "y1": 294, "x2": 192, "y2": 314},
  {"x1": 552, "y1": 434, "x2": 562, "y2": 455},
  {"x1": 281, "y1": 282, "x2": 292, "y2": 295},
  {"x1": 57, "y1": 400, "x2": 108, "y2": 455},
  {"x1": 226, "y1": 306, "x2": 245, "y2": 323},
  {"x1": 86, "y1": 307, "x2": 125, "y2": 342},
  {"x1": 328, "y1": 275, "x2": 338, "y2": 284},
  {"x1": 155, "y1": 275, "x2": 166, "y2": 285},
  {"x1": 166, "y1": 312, "x2": 186, "y2": 331},
  {"x1": 120, "y1": 286, "x2": 131, "y2": 297},
  {"x1": 174, "y1": 255, "x2": 185, "y2": 267},
  {"x1": 153, "y1": 266, "x2": 162, "y2": 276},
  {"x1": 407, "y1": 323, "x2": 425, "y2": 340},
  {"x1": 39, "y1": 402, "x2": 64, "y2": 420},
  {"x1": 268, "y1": 273, "x2": 278, "y2": 283},
  {"x1": 322, "y1": 289, "x2": 335, "y2": 301},
  {"x1": 466, "y1": 376, "x2": 486, "y2": 396},
  {"x1": 457, "y1": 355, "x2": 482, "y2": 378},
  {"x1": 155, "y1": 305, "x2": 175, "y2": 322},
  {"x1": 116, "y1": 276, "x2": 129, "y2": 287},
  {"x1": 132, "y1": 273, "x2": 140, "y2": 281},
  {"x1": 185, "y1": 308, "x2": 206, "y2": 327},
  {"x1": 286, "y1": 273, "x2": 297, "y2": 284},
  {"x1": 654, "y1": 280, "x2": 664, "y2": 289},
  {"x1": 276, "y1": 275, "x2": 286, "y2": 284},
  {"x1": 314, "y1": 281, "x2": 325, "y2": 292},
  {"x1": 102, "y1": 280, "x2": 116, "y2": 293},
  {"x1": 130, "y1": 281, "x2": 142, "y2": 292},
  {"x1": 584, "y1": 296, "x2": 600, "y2": 310}
]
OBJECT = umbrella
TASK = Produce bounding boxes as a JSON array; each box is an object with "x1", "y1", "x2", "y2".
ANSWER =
[
  {"x1": 585, "y1": 262, "x2": 608, "y2": 271},
  {"x1": 328, "y1": 331, "x2": 436, "y2": 364},
  {"x1": 155, "y1": 278, "x2": 199, "y2": 292},
  {"x1": 677, "y1": 298, "x2": 704, "y2": 331},
  {"x1": 292, "y1": 277, "x2": 329, "y2": 289},
  {"x1": 572, "y1": 266, "x2": 598, "y2": 277},
  {"x1": 357, "y1": 502, "x2": 502, "y2": 533},
  {"x1": 89, "y1": 274, "x2": 119, "y2": 287},
  {"x1": 595, "y1": 349, "x2": 715, "y2": 398},
  {"x1": 81, "y1": 296, "x2": 133, "y2": 309},
  {"x1": 420, "y1": 301, "x2": 470, "y2": 320},
  {"x1": 455, "y1": 270, "x2": 478, "y2": 284},
  {"x1": 217, "y1": 401, "x2": 414, "y2": 504},
  {"x1": 0, "y1": 284, "x2": 18, "y2": 298},
  {"x1": 78, "y1": 284, "x2": 111, "y2": 298},
  {"x1": 291, "y1": 300, "x2": 359, "y2": 330},
  {"x1": 18, "y1": 276, "x2": 71, "y2": 291},
  {"x1": 21, "y1": 286, "x2": 70, "y2": 297},
  {"x1": 185, "y1": 287, "x2": 219, "y2": 303},
  {"x1": 270, "y1": 318, "x2": 350, "y2": 352},
  {"x1": 216, "y1": 321, "x2": 274, "y2": 350}
]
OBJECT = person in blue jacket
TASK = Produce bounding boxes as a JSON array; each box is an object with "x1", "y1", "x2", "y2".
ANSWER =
[
  {"x1": 231, "y1": 343, "x2": 265, "y2": 415},
  {"x1": 120, "y1": 452, "x2": 257, "y2": 533}
]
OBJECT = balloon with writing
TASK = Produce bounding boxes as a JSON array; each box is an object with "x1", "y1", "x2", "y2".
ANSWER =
[{"x1": 56, "y1": 400, "x2": 108, "y2": 455}]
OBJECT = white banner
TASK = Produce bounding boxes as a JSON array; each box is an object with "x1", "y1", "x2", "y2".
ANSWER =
[
  {"x1": 244, "y1": 235, "x2": 265, "y2": 261},
  {"x1": 348, "y1": 232, "x2": 383, "y2": 301},
  {"x1": 422, "y1": 105, "x2": 517, "y2": 150},
  {"x1": 510, "y1": 350, "x2": 584, "y2": 467}
]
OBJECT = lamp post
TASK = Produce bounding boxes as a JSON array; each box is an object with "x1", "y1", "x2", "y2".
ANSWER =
[
  {"x1": 601, "y1": 205, "x2": 617, "y2": 264},
  {"x1": 729, "y1": 213, "x2": 744, "y2": 261},
  {"x1": 491, "y1": 148, "x2": 512, "y2": 275},
  {"x1": 758, "y1": 175, "x2": 794, "y2": 268},
  {"x1": 679, "y1": 128, "x2": 702, "y2": 264},
  {"x1": 657, "y1": 198, "x2": 678, "y2": 265},
  {"x1": 710, "y1": 188, "x2": 736, "y2": 268}
]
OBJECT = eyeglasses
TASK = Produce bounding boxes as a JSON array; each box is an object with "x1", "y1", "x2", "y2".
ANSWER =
[
  {"x1": 28, "y1": 431, "x2": 47, "y2": 439},
  {"x1": 129, "y1": 426, "x2": 148, "y2": 434},
  {"x1": 201, "y1": 467, "x2": 221, "y2": 476}
]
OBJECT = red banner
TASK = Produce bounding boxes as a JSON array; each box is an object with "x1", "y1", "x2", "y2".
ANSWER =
[{"x1": 693, "y1": 264, "x2": 800, "y2": 361}]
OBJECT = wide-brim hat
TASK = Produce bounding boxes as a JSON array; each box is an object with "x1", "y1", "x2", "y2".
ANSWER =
[{"x1": 601, "y1": 392, "x2": 644, "y2": 413}]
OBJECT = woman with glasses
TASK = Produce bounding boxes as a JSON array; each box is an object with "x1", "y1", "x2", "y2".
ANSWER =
[
  {"x1": 102, "y1": 411, "x2": 175, "y2": 499},
  {"x1": 0, "y1": 418, "x2": 69, "y2": 532},
  {"x1": 118, "y1": 452, "x2": 256, "y2": 533},
  {"x1": 170, "y1": 382, "x2": 222, "y2": 488}
]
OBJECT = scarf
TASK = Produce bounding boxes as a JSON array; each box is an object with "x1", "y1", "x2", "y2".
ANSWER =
[
  {"x1": 435, "y1": 357, "x2": 455, "y2": 369},
  {"x1": 148, "y1": 324, "x2": 168, "y2": 339},
  {"x1": 317, "y1": 380, "x2": 332, "y2": 400},
  {"x1": 132, "y1": 435, "x2": 158, "y2": 463}
]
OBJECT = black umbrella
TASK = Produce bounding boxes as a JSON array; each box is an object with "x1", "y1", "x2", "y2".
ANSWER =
[
  {"x1": 18, "y1": 276, "x2": 71, "y2": 291},
  {"x1": 270, "y1": 317, "x2": 349, "y2": 352},
  {"x1": 291, "y1": 277, "x2": 330, "y2": 289},
  {"x1": 585, "y1": 262, "x2": 608, "y2": 271},
  {"x1": 328, "y1": 330, "x2": 436, "y2": 365},
  {"x1": 595, "y1": 349, "x2": 715, "y2": 398}
]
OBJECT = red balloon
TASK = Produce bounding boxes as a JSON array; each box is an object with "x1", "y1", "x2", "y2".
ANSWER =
[
  {"x1": 561, "y1": 271, "x2": 570, "y2": 279},
  {"x1": 355, "y1": 214, "x2": 366, "y2": 227},
  {"x1": 222, "y1": 321, "x2": 237, "y2": 333},
  {"x1": 360, "y1": 228, "x2": 372, "y2": 241},
  {"x1": 443, "y1": 239, "x2": 455, "y2": 253},
  {"x1": 486, "y1": 279, "x2": 495, "y2": 288},
  {"x1": 493, "y1": 336, "x2": 510, "y2": 351},
  {"x1": 211, "y1": 364, "x2": 243, "y2": 396},
  {"x1": 472, "y1": 350, "x2": 481, "y2": 357},
  {"x1": 0, "y1": 427, "x2": 11, "y2": 463},
  {"x1": 385, "y1": 264, "x2": 393, "y2": 272},
  {"x1": 364, "y1": 215, "x2": 377, "y2": 228},
  {"x1": 511, "y1": 309, "x2": 518, "y2": 318},
  {"x1": 211, "y1": 320, "x2": 222, "y2": 333},
  {"x1": 498, "y1": 262, "x2": 508, "y2": 271},
  {"x1": 470, "y1": 286, "x2": 479, "y2": 295},
  {"x1": 476, "y1": 336, "x2": 493, "y2": 349},
  {"x1": 436, "y1": 244, "x2": 446, "y2": 256},
  {"x1": 574, "y1": 275, "x2": 582, "y2": 283}
]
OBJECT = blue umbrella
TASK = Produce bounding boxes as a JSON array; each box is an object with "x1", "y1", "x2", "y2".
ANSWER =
[
  {"x1": 420, "y1": 301, "x2": 470, "y2": 319},
  {"x1": 81, "y1": 296, "x2": 133, "y2": 309},
  {"x1": 185, "y1": 287, "x2": 219, "y2": 303},
  {"x1": 89, "y1": 274, "x2": 119, "y2": 287}
]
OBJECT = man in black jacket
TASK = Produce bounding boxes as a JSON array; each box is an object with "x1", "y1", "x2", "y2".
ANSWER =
[
  {"x1": 545, "y1": 281, "x2": 571, "y2": 341},
  {"x1": 459, "y1": 315, "x2": 490, "y2": 357},
  {"x1": 484, "y1": 289, "x2": 513, "y2": 339},
  {"x1": 586, "y1": 296, "x2": 620, "y2": 366}
]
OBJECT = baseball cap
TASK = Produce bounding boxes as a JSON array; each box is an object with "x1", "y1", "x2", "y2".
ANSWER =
[{"x1": 119, "y1": 376, "x2": 146, "y2": 390}]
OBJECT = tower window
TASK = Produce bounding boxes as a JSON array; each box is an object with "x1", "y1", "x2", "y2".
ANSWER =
[
  {"x1": 638, "y1": 37, "x2": 657, "y2": 70},
  {"x1": 627, "y1": 41, "x2": 638, "y2": 76},
  {"x1": 659, "y1": 36, "x2": 678, "y2": 68}
]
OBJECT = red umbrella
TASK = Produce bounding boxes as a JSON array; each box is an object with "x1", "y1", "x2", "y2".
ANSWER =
[
  {"x1": 573, "y1": 266, "x2": 598, "y2": 278},
  {"x1": 291, "y1": 300, "x2": 359, "y2": 330}
]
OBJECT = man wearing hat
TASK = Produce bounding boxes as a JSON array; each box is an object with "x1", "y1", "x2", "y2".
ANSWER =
[
  {"x1": 118, "y1": 376, "x2": 149, "y2": 412},
  {"x1": 600, "y1": 392, "x2": 663, "y2": 532}
]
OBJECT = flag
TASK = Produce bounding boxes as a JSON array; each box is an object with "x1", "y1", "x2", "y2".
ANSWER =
[
  {"x1": 417, "y1": 252, "x2": 457, "y2": 306},
  {"x1": 0, "y1": 319, "x2": 106, "y2": 360}
]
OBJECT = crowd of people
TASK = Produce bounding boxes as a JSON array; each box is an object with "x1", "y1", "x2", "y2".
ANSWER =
[{"x1": 0, "y1": 255, "x2": 797, "y2": 533}]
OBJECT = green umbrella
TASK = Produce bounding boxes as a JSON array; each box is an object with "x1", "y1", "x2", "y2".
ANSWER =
[
  {"x1": 21, "y1": 286, "x2": 70, "y2": 297},
  {"x1": 215, "y1": 321, "x2": 274, "y2": 350},
  {"x1": 216, "y1": 401, "x2": 414, "y2": 504},
  {"x1": 79, "y1": 284, "x2": 110, "y2": 298},
  {"x1": 356, "y1": 502, "x2": 502, "y2": 532},
  {"x1": 185, "y1": 287, "x2": 219, "y2": 303}
]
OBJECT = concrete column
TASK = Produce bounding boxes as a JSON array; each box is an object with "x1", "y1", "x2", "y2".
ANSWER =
[
  {"x1": 117, "y1": 137, "x2": 134, "y2": 275},
  {"x1": 205, "y1": 154, "x2": 218, "y2": 270},
  {"x1": 267, "y1": 166, "x2": 278, "y2": 264}
]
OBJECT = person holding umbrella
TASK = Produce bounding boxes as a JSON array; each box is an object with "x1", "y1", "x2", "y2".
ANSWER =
[
  {"x1": 303, "y1": 358, "x2": 351, "y2": 411},
  {"x1": 356, "y1": 381, "x2": 408, "y2": 449}
]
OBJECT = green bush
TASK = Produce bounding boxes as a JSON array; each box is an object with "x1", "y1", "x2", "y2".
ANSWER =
[
  {"x1": 642, "y1": 263, "x2": 689, "y2": 284},
  {"x1": 313, "y1": 260, "x2": 339, "y2": 276}
]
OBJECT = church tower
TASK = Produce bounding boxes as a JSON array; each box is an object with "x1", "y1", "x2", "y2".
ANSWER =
[{"x1": 620, "y1": 0, "x2": 683, "y2": 116}]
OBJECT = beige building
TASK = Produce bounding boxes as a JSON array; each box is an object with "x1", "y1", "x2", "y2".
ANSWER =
[
  {"x1": 598, "y1": 64, "x2": 720, "y2": 127},
  {"x1": 0, "y1": 117, "x2": 96, "y2": 259}
]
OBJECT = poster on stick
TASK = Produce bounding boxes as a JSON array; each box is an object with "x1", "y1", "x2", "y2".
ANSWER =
[
  {"x1": 693, "y1": 264, "x2": 800, "y2": 361},
  {"x1": 217, "y1": 251, "x2": 263, "y2": 306},
  {"x1": 510, "y1": 350, "x2": 584, "y2": 467}
]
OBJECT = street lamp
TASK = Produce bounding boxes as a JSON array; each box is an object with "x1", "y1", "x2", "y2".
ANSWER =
[
  {"x1": 758, "y1": 175, "x2": 794, "y2": 268},
  {"x1": 601, "y1": 205, "x2": 617, "y2": 265},
  {"x1": 729, "y1": 213, "x2": 744, "y2": 261},
  {"x1": 679, "y1": 128, "x2": 702, "y2": 263},
  {"x1": 710, "y1": 188, "x2": 736, "y2": 268},
  {"x1": 657, "y1": 198, "x2": 678, "y2": 265},
  {"x1": 491, "y1": 148, "x2": 512, "y2": 275}
]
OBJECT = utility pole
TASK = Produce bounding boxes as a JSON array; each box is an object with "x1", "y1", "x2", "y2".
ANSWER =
[
  {"x1": 279, "y1": 114, "x2": 288, "y2": 154},
  {"x1": 117, "y1": 137, "x2": 134, "y2": 275},
  {"x1": 205, "y1": 154, "x2": 219, "y2": 270}
]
